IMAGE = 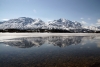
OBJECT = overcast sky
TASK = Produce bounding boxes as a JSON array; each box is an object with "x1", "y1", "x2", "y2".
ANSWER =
[{"x1": 0, "y1": 0, "x2": 100, "y2": 26}]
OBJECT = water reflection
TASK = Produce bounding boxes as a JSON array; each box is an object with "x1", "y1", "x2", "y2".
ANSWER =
[
  {"x1": 2, "y1": 36, "x2": 96, "y2": 48},
  {"x1": 1, "y1": 35, "x2": 100, "y2": 67}
]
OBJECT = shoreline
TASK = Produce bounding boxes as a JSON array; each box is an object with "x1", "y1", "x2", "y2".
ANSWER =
[
  {"x1": 0, "y1": 33, "x2": 100, "y2": 42},
  {"x1": 0, "y1": 33, "x2": 99, "y2": 36}
]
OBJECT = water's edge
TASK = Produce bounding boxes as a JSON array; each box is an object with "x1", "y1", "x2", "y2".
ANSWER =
[{"x1": 0, "y1": 33, "x2": 99, "y2": 36}]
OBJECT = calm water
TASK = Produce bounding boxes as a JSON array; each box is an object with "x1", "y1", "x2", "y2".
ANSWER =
[{"x1": 0, "y1": 35, "x2": 100, "y2": 67}]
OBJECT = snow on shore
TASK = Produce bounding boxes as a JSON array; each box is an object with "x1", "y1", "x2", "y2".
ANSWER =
[
  {"x1": 0, "y1": 33, "x2": 99, "y2": 36},
  {"x1": 0, "y1": 33, "x2": 100, "y2": 42}
]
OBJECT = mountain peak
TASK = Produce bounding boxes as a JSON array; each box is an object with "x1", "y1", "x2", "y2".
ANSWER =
[
  {"x1": 57, "y1": 18, "x2": 67, "y2": 22},
  {"x1": 0, "y1": 17, "x2": 45, "y2": 29}
]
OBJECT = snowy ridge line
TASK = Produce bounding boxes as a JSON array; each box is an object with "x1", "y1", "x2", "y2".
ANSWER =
[
  {"x1": 0, "y1": 17, "x2": 99, "y2": 32},
  {"x1": 0, "y1": 17, "x2": 82, "y2": 29}
]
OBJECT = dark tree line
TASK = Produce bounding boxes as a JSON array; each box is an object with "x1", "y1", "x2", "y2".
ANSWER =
[
  {"x1": 0, "y1": 28, "x2": 99, "y2": 33},
  {"x1": 96, "y1": 31, "x2": 100, "y2": 33},
  {"x1": 0, "y1": 29, "x2": 71, "y2": 33}
]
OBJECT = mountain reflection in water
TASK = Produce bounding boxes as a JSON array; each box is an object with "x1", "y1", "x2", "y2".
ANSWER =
[
  {"x1": 3, "y1": 36, "x2": 95, "y2": 48},
  {"x1": 1, "y1": 35, "x2": 100, "y2": 67}
]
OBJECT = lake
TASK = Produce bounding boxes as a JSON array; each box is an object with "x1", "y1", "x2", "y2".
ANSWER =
[{"x1": 0, "y1": 33, "x2": 100, "y2": 67}]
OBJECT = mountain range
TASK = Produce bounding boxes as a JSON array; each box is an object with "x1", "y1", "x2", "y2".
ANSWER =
[{"x1": 0, "y1": 17, "x2": 100, "y2": 32}]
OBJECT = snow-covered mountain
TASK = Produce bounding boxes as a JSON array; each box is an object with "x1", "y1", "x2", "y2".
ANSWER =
[
  {"x1": 0, "y1": 17, "x2": 82, "y2": 30},
  {"x1": 0, "y1": 17, "x2": 45, "y2": 29},
  {"x1": 48, "y1": 18, "x2": 82, "y2": 30},
  {"x1": 0, "y1": 17, "x2": 99, "y2": 32}
]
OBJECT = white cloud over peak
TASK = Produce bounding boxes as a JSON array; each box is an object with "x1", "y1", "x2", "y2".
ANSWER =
[
  {"x1": 2, "y1": 19, "x2": 9, "y2": 21},
  {"x1": 96, "y1": 19, "x2": 100, "y2": 25},
  {"x1": 47, "y1": 20, "x2": 52, "y2": 21}
]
